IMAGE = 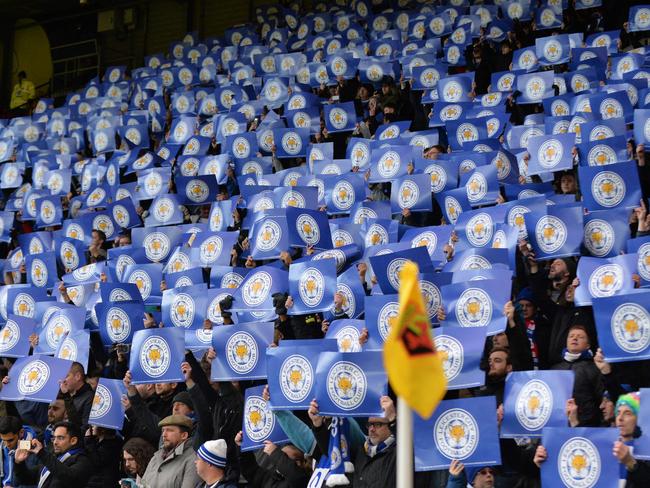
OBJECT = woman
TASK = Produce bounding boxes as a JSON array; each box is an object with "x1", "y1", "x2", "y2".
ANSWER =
[{"x1": 121, "y1": 437, "x2": 156, "y2": 486}]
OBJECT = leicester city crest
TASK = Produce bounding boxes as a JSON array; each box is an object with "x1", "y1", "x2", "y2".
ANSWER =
[
  {"x1": 256, "y1": 220, "x2": 282, "y2": 252},
  {"x1": 299, "y1": 268, "x2": 325, "y2": 308},
  {"x1": 466, "y1": 213, "x2": 494, "y2": 247},
  {"x1": 186, "y1": 179, "x2": 210, "y2": 203},
  {"x1": 611, "y1": 303, "x2": 650, "y2": 354},
  {"x1": 280, "y1": 355, "x2": 313, "y2": 402},
  {"x1": 591, "y1": 171, "x2": 625, "y2": 208},
  {"x1": 140, "y1": 335, "x2": 171, "y2": 378},
  {"x1": 17, "y1": 360, "x2": 50, "y2": 396},
  {"x1": 378, "y1": 301, "x2": 400, "y2": 341},
  {"x1": 281, "y1": 132, "x2": 302, "y2": 155},
  {"x1": 434, "y1": 335, "x2": 464, "y2": 382},
  {"x1": 535, "y1": 216, "x2": 568, "y2": 254},
  {"x1": 329, "y1": 108, "x2": 348, "y2": 130},
  {"x1": 46, "y1": 315, "x2": 71, "y2": 349},
  {"x1": 200, "y1": 235, "x2": 224, "y2": 264},
  {"x1": 558, "y1": 437, "x2": 600, "y2": 488},
  {"x1": 456, "y1": 288, "x2": 492, "y2": 327},
  {"x1": 377, "y1": 151, "x2": 401, "y2": 178},
  {"x1": 242, "y1": 271, "x2": 272, "y2": 307},
  {"x1": 296, "y1": 214, "x2": 320, "y2": 246},
  {"x1": 583, "y1": 220, "x2": 614, "y2": 257},
  {"x1": 326, "y1": 361, "x2": 367, "y2": 411},
  {"x1": 90, "y1": 383, "x2": 112, "y2": 419},
  {"x1": 245, "y1": 395, "x2": 274, "y2": 441},
  {"x1": 537, "y1": 139, "x2": 563, "y2": 169},
  {"x1": 398, "y1": 180, "x2": 419, "y2": 209},
  {"x1": 515, "y1": 379, "x2": 553, "y2": 431},
  {"x1": 107, "y1": 307, "x2": 131, "y2": 343},
  {"x1": 434, "y1": 408, "x2": 479, "y2": 460},
  {"x1": 129, "y1": 270, "x2": 153, "y2": 300},
  {"x1": 31, "y1": 258, "x2": 48, "y2": 287},
  {"x1": 0, "y1": 320, "x2": 20, "y2": 352},
  {"x1": 227, "y1": 332, "x2": 258, "y2": 374},
  {"x1": 171, "y1": 294, "x2": 195, "y2": 328},
  {"x1": 588, "y1": 264, "x2": 624, "y2": 298},
  {"x1": 144, "y1": 232, "x2": 171, "y2": 262}
]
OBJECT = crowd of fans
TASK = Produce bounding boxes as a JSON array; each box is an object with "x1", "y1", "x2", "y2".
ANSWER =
[{"x1": 0, "y1": 0, "x2": 649, "y2": 487}]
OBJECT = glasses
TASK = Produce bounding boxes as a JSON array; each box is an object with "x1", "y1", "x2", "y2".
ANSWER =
[{"x1": 367, "y1": 421, "x2": 390, "y2": 429}]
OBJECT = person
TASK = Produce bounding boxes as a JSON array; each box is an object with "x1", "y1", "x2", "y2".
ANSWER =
[
  {"x1": 59, "y1": 362, "x2": 94, "y2": 427},
  {"x1": 86, "y1": 229, "x2": 107, "y2": 263},
  {"x1": 477, "y1": 346, "x2": 513, "y2": 405},
  {"x1": 10, "y1": 71, "x2": 35, "y2": 113},
  {"x1": 446, "y1": 460, "x2": 496, "y2": 488},
  {"x1": 13, "y1": 421, "x2": 92, "y2": 487},
  {"x1": 121, "y1": 437, "x2": 156, "y2": 486},
  {"x1": 551, "y1": 325, "x2": 603, "y2": 426},
  {"x1": 84, "y1": 426, "x2": 122, "y2": 488},
  {"x1": 139, "y1": 415, "x2": 201, "y2": 488},
  {"x1": 43, "y1": 397, "x2": 66, "y2": 447},
  {"x1": 0, "y1": 416, "x2": 38, "y2": 488},
  {"x1": 194, "y1": 439, "x2": 236, "y2": 488}
]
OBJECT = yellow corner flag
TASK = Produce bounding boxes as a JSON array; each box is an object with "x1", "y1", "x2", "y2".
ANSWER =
[{"x1": 383, "y1": 261, "x2": 447, "y2": 419}]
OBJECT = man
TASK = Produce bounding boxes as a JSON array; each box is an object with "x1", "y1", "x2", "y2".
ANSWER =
[
  {"x1": 44, "y1": 396, "x2": 66, "y2": 447},
  {"x1": 10, "y1": 71, "x2": 35, "y2": 113},
  {"x1": 0, "y1": 416, "x2": 37, "y2": 488},
  {"x1": 478, "y1": 346, "x2": 512, "y2": 405},
  {"x1": 140, "y1": 415, "x2": 201, "y2": 488},
  {"x1": 194, "y1": 439, "x2": 236, "y2": 488},
  {"x1": 59, "y1": 362, "x2": 94, "y2": 426},
  {"x1": 508, "y1": 288, "x2": 552, "y2": 370},
  {"x1": 13, "y1": 421, "x2": 92, "y2": 487}
]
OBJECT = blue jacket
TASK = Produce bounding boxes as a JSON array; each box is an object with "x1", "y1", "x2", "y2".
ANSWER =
[{"x1": 1, "y1": 425, "x2": 39, "y2": 488}]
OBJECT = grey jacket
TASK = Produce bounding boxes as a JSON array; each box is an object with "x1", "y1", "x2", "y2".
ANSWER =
[{"x1": 139, "y1": 440, "x2": 201, "y2": 488}]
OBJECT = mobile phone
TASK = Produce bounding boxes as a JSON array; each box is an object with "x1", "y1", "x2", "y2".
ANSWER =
[{"x1": 18, "y1": 440, "x2": 31, "y2": 450}]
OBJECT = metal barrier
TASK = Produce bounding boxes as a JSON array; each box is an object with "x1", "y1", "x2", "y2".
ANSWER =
[{"x1": 50, "y1": 39, "x2": 100, "y2": 98}]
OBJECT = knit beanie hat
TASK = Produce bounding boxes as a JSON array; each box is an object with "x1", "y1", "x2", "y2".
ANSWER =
[
  {"x1": 197, "y1": 439, "x2": 227, "y2": 468},
  {"x1": 615, "y1": 392, "x2": 640, "y2": 417}
]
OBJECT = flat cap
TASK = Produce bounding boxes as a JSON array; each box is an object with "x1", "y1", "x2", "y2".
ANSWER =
[{"x1": 158, "y1": 414, "x2": 193, "y2": 430}]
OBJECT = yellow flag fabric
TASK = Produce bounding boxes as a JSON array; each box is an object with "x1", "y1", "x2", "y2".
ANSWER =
[{"x1": 383, "y1": 261, "x2": 447, "y2": 419}]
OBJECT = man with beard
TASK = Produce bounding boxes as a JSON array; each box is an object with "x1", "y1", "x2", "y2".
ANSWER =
[{"x1": 140, "y1": 415, "x2": 201, "y2": 488}]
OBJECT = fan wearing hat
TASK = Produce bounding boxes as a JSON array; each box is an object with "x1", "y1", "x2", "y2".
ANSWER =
[
  {"x1": 611, "y1": 391, "x2": 650, "y2": 488},
  {"x1": 446, "y1": 460, "x2": 496, "y2": 488},
  {"x1": 194, "y1": 439, "x2": 236, "y2": 488},
  {"x1": 139, "y1": 415, "x2": 201, "y2": 488}
]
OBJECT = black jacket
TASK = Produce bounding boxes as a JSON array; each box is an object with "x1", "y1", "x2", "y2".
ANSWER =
[
  {"x1": 85, "y1": 436, "x2": 123, "y2": 488},
  {"x1": 238, "y1": 449, "x2": 310, "y2": 488},
  {"x1": 352, "y1": 442, "x2": 396, "y2": 488},
  {"x1": 15, "y1": 448, "x2": 93, "y2": 488},
  {"x1": 552, "y1": 357, "x2": 603, "y2": 426}
]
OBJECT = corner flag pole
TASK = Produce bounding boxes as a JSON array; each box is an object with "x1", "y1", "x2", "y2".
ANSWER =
[{"x1": 397, "y1": 396, "x2": 414, "y2": 488}]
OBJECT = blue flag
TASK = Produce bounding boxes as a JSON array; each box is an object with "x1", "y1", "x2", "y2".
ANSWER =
[
  {"x1": 574, "y1": 254, "x2": 638, "y2": 306},
  {"x1": 0, "y1": 315, "x2": 37, "y2": 358},
  {"x1": 314, "y1": 350, "x2": 387, "y2": 417},
  {"x1": 502, "y1": 370, "x2": 575, "y2": 438},
  {"x1": 98, "y1": 300, "x2": 145, "y2": 346},
  {"x1": 363, "y1": 294, "x2": 399, "y2": 349},
  {"x1": 390, "y1": 174, "x2": 432, "y2": 213},
  {"x1": 189, "y1": 231, "x2": 239, "y2": 267},
  {"x1": 323, "y1": 173, "x2": 365, "y2": 215},
  {"x1": 577, "y1": 136, "x2": 628, "y2": 167},
  {"x1": 435, "y1": 326, "x2": 486, "y2": 390},
  {"x1": 627, "y1": 236, "x2": 650, "y2": 288},
  {"x1": 325, "y1": 320, "x2": 366, "y2": 353},
  {"x1": 286, "y1": 207, "x2": 333, "y2": 249},
  {"x1": 593, "y1": 290, "x2": 650, "y2": 362},
  {"x1": 145, "y1": 194, "x2": 185, "y2": 227},
  {"x1": 526, "y1": 133, "x2": 576, "y2": 175},
  {"x1": 232, "y1": 266, "x2": 288, "y2": 312},
  {"x1": 516, "y1": 71, "x2": 555, "y2": 104},
  {"x1": 460, "y1": 165, "x2": 499, "y2": 207},
  {"x1": 540, "y1": 427, "x2": 619, "y2": 488},
  {"x1": 211, "y1": 322, "x2": 274, "y2": 381},
  {"x1": 250, "y1": 215, "x2": 290, "y2": 260},
  {"x1": 162, "y1": 284, "x2": 208, "y2": 330},
  {"x1": 26, "y1": 252, "x2": 57, "y2": 290},
  {"x1": 441, "y1": 279, "x2": 511, "y2": 336},
  {"x1": 129, "y1": 327, "x2": 185, "y2": 384},
  {"x1": 176, "y1": 175, "x2": 218, "y2": 206},
  {"x1": 266, "y1": 339, "x2": 339, "y2": 410},
  {"x1": 36, "y1": 308, "x2": 85, "y2": 354},
  {"x1": 55, "y1": 329, "x2": 90, "y2": 371},
  {"x1": 369, "y1": 247, "x2": 433, "y2": 295},
  {"x1": 288, "y1": 259, "x2": 337, "y2": 315},
  {"x1": 369, "y1": 145, "x2": 412, "y2": 183},
  {"x1": 0, "y1": 355, "x2": 71, "y2": 403},
  {"x1": 414, "y1": 396, "x2": 501, "y2": 471},
  {"x1": 536, "y1": 35, "x2": 570, "y2": 66},
  {"x1": 629, "y1": 6, "x2": 650, "y2": 32},
  {"x1": 273, "y1": 128, "x2": 309, "y2": 158},
  {"x1": 241, "y1": 385, "x2": 290, "y2": 452},
  {"x1": 89, "y1": 378, "x2": 128, "y2": 430},
  {"x1": 324, "y1": 102, "x2": 357, "y2": 133},
  {"x1": 336, "y1": 266, "x2": 366, "y2": 320},
  {"x1": 579, "y1": 161, "x2": 642, "y2": 211},
  {"x1": 583, "y1": 209, "x2": 630, "y2": 258},
  {"x1": 525, "y1": 204, "x2": 584, "y2": 259}
]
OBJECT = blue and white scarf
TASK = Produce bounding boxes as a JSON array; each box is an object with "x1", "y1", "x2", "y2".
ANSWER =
[
  {"x1": 325, "y1": 417, "x2": 354, "y2": 487},
  {"x1": 38, "y1": 448, "x2": 82, "y2": 488}
]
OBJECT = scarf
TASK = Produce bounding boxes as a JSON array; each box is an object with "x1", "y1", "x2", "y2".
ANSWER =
[
  {"x1": 364, "y1": 435, "x2": 395, "y2": 458},
  {"x1": 562, "y1": 348, "x2": 593, "y2": 363},
  {"x1": 2, "y1": 427, "x2": 35, "y2": 485},
  {"x1": 39, "y1": 448, "x2": 82, "y2": 488},
  {"x1": 324, "y1": 417, "x2": 354, "y2": 487}
]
